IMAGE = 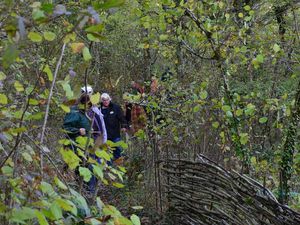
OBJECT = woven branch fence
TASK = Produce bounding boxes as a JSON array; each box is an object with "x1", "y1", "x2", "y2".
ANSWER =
[{"x1": 160, "y1": 155, "x2": 300, "y2": 225}]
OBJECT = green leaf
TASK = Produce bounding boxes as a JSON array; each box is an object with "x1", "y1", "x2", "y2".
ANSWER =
[
  {"x1": 93, "y1": 165, "x2": 104, "y2": 180},
  {"x1": 90, "y1": 92, "x2": 100, "y2": 105},
  {"x1": 112, "y1": 182, "x2": 124, "y2": 188},
  {"x1": 200, "y1": 90, "x2": 208, "y2": 99},
  {"x1": 226, "y1": 111, "x2": 233, "y2": 117},
  {"x1": 14, "y1": 81, "x2": 24, "y2": 92},
  {"x1": 103, "y1": 205, "x2": 121, "y2": 217},
  {"x1": 82, "y1": 47, "x2": 92, "y2": 61},
  {"x1": 60, "y1": 81, "x2": 73, "y2": 99},
  {"x1": 93, "y1": 0, "x2": 125, "y2": 10},
  {"x1": 273, "y1": 44, "x2": 280, "y2": 53},
  {"x1": 29, "y1": 98, "x2": 39, "y2": 105},
  {"x1": 60, "y1": 104, "x2": 70, "y2": 113},
  {"x1": 43, "y1": 65, "x2": 53, "y2": 81},
  {"x1": 236, "y1": 109, "x2": 243, "y2": 116},
  {"x1": 0, "y1": 94, "x2": 8, "y2": 104},
  {"x1": 259, "y1": 117, "x2": 268, "y2": 123},
  {"x1": 70, "y1": 189, "x2": 90, "y2": 216},
  {"x1": 212, "y1": 121, "x2": 219, "y2": 128},
  {"x1": 43, "y1": 31, "x2": 56, "y2": 41},
  {"x1": 245, "y1": 103, "x2": 256, "y2": 116},
  {"x1": 244, "y1": 5, "x2": 251, "y2": 11},
  {"x1": 33, "y1": 10, "x2": 45, "y2": 20},
  {"x1": 115, "y1": 217, "x2": 133, "y2": 225},
  {"x1": 240, "y1": 133, "x2": 249, "y2": 145},
  {"x1": 28, "y1": 31, "x2": 43, "y2": 42},
  {"x1": 159, "y1": 34, "x2": 168, "y2": 41},
  {"x1": 54, "y1": 176, "x2": 68, "y2": 190},
  {"x1": 1, "y1": 165, "x2": 13, "y2": 176},
  {"x1": 75, "y1": 136, "x2": 90, "y2": 148},
  {"x1": 79, "y1": 167, "x2": 92, "y2": 182},
  {"x1": 55, "y1": 198, "x2": 77, "y2": 215},
  {"x1": 41, "y1": 3, "x2": 54, "y2": 13},
  {"x1": 221, "y1": 105, "x2": 231, "y2": 112},
  {"x1": 252, "y1": 59, "x2": 260, "y2": 69},
  {"x1": 40, "y1": 181, "x2": 56, "y2": 196},
  {"x1": 50, "y1": 201, "x2": 63, "y2": 220},
  {"x1": 193, "y1": 105, "x2": 200, "y2": 113},
  {"x1": 87, "y1": 33, "x2": 101, "y2": 42},
  {"x1": 250, "y1": 156, "x2": 257, "y2": 165},
  {"x1": 115, "y1": 140, "x2": 128, "y2": 149},
  {"x1": 63, "y1": 32, "x2": 77, "y2": 44},
  {"x1": 0, "y1": 71, "x2": 7, "y2": 80},
  {"x1": 89, "y1": 218, "x2": 103, "y2": 225},
  {"x1": 11, "y1": 207, "x2": 36, "y2": 222},
  {"x1": 131, "y1": 214, "x2": 141, "y2": 225},
  {"x1": 256, "y1": 54, "x2": 264, "y2": 63},
  {"x1": 59, "y1": 148, "x2": 81, "y2": 169},
  {"x1": 35, "y1": 210, "x2": 49, "y2": 225},
  {"x1": 95, "y1": 150, "x2": 111, "y2": 161},
  {"x1": 85, "y1": 24, "x2": 104, "y2": 33},
  {"x1": 22, "y1": 152, "x2": 33, "y2": 162}
]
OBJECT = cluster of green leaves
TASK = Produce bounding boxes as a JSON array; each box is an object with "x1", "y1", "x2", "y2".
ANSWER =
[
  {"x1": 0, "y1": 0, "x2": 142, "y2": 224},
  {"x1": 126, "y1": 0, "x2": 300, "y2": 206}
]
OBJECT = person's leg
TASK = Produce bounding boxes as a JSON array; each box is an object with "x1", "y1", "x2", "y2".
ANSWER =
[
  {"x1": 112, "y1": 137, "x2": 122, "y2": 160},
  {"x1": 87, "y1": 154, "x2": 101, "y2": 193}
]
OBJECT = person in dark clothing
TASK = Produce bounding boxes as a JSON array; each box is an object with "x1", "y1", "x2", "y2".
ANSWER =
[
  {"x1": 63, "y1": 93, "x2": 91, "y2": 142},
  {"x1": 100, "y1": 93, "x2": 127, "y2": 161},
  {"x1": 63, "y1": 88, "x2": 106, "y2": 194}
]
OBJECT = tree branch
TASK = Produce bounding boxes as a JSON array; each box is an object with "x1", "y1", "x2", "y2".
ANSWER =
[{"x1": 40, "y1": 43, "x2": 66, "y2": 176}]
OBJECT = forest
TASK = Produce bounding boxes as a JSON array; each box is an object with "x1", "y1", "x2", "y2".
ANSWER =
[{"x1": 0, "y1": 0, "x2": 300, "y2": 224}]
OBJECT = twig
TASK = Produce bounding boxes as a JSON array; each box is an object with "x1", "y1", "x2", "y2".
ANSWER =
[{"x1": 40, "y1": 43, "x2": 66, "y2": 176}]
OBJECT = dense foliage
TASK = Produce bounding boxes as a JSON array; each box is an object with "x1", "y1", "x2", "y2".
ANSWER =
[{"x1": 0, "y1": 0, "x2": 300, "y2": 224}]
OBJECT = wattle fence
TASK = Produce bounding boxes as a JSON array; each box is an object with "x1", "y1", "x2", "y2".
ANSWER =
[{"x1": 160, "y1": 155, "x2": 300, "y2": 225}]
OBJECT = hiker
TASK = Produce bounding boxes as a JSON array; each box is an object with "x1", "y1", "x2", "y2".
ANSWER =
[
  {"x1": 62, "y1": 92, "x2": 91, "y2": 143},
  {"x1": 63, "y1": 86, "x2": 107, "y2": 144},
  {"x1": 63, "y1": 86, "x2": 106, "y2": 193},
  {"x1": 124, "y1": 81, "x2": 147, "y2": 134},
  {"x1": 100, "y1": 93, "x2": 127, "y2": 162}
]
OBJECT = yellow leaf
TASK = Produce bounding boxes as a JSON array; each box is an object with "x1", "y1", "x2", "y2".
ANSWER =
[
  {"x1": 112, "y1": 182, "x2": 124, "y2": 188},
  {"x1": 28, "y1": 32, "x2": 43, "y2": 42},
  {"x1": 43, "y1": 65, "x2": 53, "y2": 81},
  {"x1": 60, "y1": 104, "x2": 70, "y2": 113},
  {"x1": 14, "y1": 81, "x2": 24, "y2": 92},
  {"x1": 43, "y1": 31, "x2": 56, "y2": 41},
  {"x1": 0, "y1": 93, "x2": 8, "y2": 104},
  {"x1": 70, "y1": 42, "x2": 85, "y2": 53},
  {"x1": 90, "y1": 92, "x2": 100, "y2": 105}
]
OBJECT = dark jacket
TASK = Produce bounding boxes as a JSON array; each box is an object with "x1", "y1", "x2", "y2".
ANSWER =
[
  {"x1": 100, "y1": 102, "x2": 127, "y2": 140},
  {"x1": 63, "y1": 106, "x2": 90, "y2": 140}
]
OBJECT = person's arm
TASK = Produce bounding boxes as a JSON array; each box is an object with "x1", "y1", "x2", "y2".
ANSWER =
[
  {"x1": 91, "y1": 106, "x2": 107, "y2": 143},
  {"x1": 100, "y1": 114, "x2": 107, "y2": 143},
  {"x1": 63, "y1": 111, "x2": 80, "y2": 136}
]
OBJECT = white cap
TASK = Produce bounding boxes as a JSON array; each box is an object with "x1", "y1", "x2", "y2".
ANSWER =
[
  {"x1": 101, "y1": 93, "x2": 111, "y2": 101},
  {"x1": 81, "y1": 86, "x2": 93, "y2": 95}
]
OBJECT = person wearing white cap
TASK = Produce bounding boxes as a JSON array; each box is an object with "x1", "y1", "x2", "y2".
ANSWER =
[
  {"x1": 100, "y1": 93, "x2": 127, "y2": 162},
  {"x1": 63, "y1": 86, "x2": 107, "y2": 194}
]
